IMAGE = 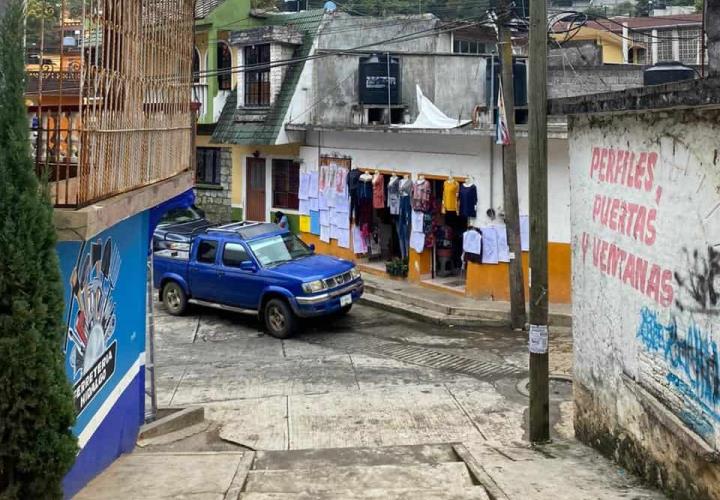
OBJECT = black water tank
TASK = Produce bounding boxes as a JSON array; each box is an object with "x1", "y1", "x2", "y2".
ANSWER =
[
  {"x1": 358, "y1": 54, "x2": 401, "y2": 105},
  {"x1": 643, "y1": 61, "x2": 696, "y2": 86}
]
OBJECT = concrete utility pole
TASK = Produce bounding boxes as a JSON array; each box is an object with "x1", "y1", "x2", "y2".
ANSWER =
[
  {"x1": 707, "y1": 0, "x2": 720, "y2": 76},
  {"x1": 497, "y1": 2, "x2": 526, "y2": 330},
  {"x1": 528, "y1": 0, "x2": 550, "y2": 443}
]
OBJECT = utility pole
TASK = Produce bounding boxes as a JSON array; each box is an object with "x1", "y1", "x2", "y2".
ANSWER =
[
  {"x1": 528, "y1": 0, "x2": 550, "y2": 442},
  {"x1": 497, "y1": 2, "x2": 526, "y2": 330}
]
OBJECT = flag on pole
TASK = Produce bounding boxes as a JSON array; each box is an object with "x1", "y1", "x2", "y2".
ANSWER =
[{"x1": 496, "y1": 79, "x2": 511, "y2": 146}]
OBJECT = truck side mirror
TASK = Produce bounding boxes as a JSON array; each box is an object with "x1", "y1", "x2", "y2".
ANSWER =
[
  {"x1": 240, "y1": 260, "x2": 256, "y2": 272},
  {"x1": 308, "y1": 244, "x2": 315, "y2": 253}
]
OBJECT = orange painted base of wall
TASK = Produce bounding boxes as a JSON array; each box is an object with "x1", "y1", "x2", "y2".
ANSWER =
[{"x1": 465, "y1": 242, "x2": 572, "y2": 304}]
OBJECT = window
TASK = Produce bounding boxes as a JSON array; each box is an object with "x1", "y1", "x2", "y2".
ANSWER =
[
  {"x1": 679, "y1": 28, "x2": 701, "y2": 65},
  {"x1": 196, "y1": 147, "x2": 221, "y2": 185},
  {"x1": 223, "y1": 242, "x2": 250, "y2": 267},
  {"x1": 272, "y1": 159, "x2": 300, "y2": 210},
  {"x1": 193, "y1": 48, "x2": 200, "y2": 83},
  {"x1": 197, "y1": 240, "x2": 218, "y2": 264},
  {"x1": 453, "y1": 39, "x2": 486, "y2": 54},
  {"x1": 218, "y1": 42, "x2": 232, "y2": 91},
  {"x1": 244, "y1": 44, "x2": 270, "y2": 107},
  {"x1": 656, "y1": 30, "x2": 674, "y2": 62},
  {"x1": 248, "y1": 233, "x2": 312, "y2": 267}
]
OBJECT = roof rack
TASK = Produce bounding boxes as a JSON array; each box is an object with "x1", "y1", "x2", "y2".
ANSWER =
[{"x1": 206, "y1": 221, "x2": 283, "y2": 240}]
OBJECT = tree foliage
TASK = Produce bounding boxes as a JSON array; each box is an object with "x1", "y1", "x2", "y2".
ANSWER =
[{"x1": 0, "y1": 1, "x2": 78, "y2": 498}]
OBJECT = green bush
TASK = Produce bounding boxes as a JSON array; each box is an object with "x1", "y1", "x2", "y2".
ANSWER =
[{"x1": 0, "y1": 2, "x2": 78, "y2": 498}]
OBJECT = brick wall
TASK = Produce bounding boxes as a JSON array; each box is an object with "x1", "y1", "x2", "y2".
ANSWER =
[
  {"x1": 548, "y1": 66, "x2": 644, "y2": 99},
  {"x1": 195, "y1": 147, "x2": 232, "y2": 223}
]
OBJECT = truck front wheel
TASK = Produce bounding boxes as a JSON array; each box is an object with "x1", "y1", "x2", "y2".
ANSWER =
[
  {"x1": 163, "y1": 281, "x2": 187, "y2": 316},
  {"x1": 264, "y1": 298, "x2": 296, "y2": 339}
]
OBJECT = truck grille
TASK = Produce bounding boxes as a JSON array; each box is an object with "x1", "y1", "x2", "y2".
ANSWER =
[{"x1": 323, "y1": 271, "x2": 354, "y2": 289}]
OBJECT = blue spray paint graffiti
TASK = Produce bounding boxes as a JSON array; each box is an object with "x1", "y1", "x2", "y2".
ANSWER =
[{"x1": 637, "y1": 307, "x2": 720, "y2": 424}]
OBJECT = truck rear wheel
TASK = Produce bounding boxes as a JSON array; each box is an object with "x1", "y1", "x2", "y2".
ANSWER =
[
  {"x1": 163, "y1": 281, "x2": 187, "y2": 316},
  {"x1": 264, "y1": 298, "x2": 296, "y2": 339}
]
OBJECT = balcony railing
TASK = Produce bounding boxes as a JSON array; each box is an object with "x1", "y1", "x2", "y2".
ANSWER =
[{"x1": 27, "y1": 0, "x2": 195, "y2": 208}]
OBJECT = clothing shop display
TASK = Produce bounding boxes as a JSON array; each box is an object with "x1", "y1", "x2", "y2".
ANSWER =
[
  {"x1": 410, "y1": 231, "x2": 426, "y2": 253},
  {"x1": 442, "y1": 179, "x2": 459, "y2": 214},
  {"x1": 387, "y1": 175, "x2": 400, "y2": 215},
  {"x1": 397, "y1": 195, "x2": 412, "y2": 259},
  {"x1": 459, "y1": 183, "x2": 478, "y2": 218},
  {"x1": 347, "y1": 168, "x2": 363, "y2": 222},
  {"x1": 399, "y1": 177, "x2": 413, "y2": 197},
  {"x1": 372, "y1": 173, "x2": 385, "y2": 209},
  {"x1": 412, "y1": 178, "x2": 432, "y2": 212}
]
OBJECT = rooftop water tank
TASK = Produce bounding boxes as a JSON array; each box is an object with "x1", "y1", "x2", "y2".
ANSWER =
[
  {"x1": 643, "y1": 61, "x2": 696, "y2": 86},
  {"x1": 358, "y1": 54, "x2": 401, "y2": 105}
]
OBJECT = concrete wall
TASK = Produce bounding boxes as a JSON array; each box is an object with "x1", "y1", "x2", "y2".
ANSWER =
[
  {"x1": 548, "y1": 65, "x2": 644, "y2": 99},
  {"x1": 569, "y1": 108, "x2": 720, "y2": 499},
  {"x1": 309, "y1": 53, "x2": 486, "y2": 126},
  {"x1": 316, "y1": 14, "x2": 449, "y2": 53}
]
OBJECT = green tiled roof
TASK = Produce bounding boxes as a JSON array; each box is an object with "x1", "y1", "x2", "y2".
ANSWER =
[{"x1": 211, "y1": 9, "x2": 325, "y2": 146}]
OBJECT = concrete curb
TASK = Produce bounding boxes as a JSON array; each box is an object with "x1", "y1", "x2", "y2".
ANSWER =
[
  {"x1": 359, "y1": 294, "x2": 510, "y2": 329},
  {"x1": 138, "y1": 406, "x2": 205, "y2": 440}
]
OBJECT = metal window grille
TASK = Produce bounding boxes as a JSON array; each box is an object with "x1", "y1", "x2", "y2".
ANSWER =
[
  {"x1": 244, "y1": 44, "x2": 270, "y2": 106},
  {"x1": 632, "y1": 32, "x2": 651, "y2": 65},
  {"x1": 656, "y1": 30, "x2": 674, "y2": 62},
  {"x1": 678, "y1": 28, "x2": 701, "y2": 65},
  {"x1": 196, "y1": 148, "x2": 221, "y2": 185},
  {"x1": 272, "y1": 159, "x2": 299, "y2": 210}
]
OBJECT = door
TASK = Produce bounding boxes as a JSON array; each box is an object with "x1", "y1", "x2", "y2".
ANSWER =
[
  {"x1": 188, "y1": 238, "x2": 221, "y2": 302},
  {"x1": 219, "y1": 242, "x2": 265, "y2": 308},
  {"x1": 246, "y1": 157, "x2": 266, "y2": 221}
]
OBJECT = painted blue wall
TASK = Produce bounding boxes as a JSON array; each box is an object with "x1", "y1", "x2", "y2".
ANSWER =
[{"x1": 56, "y1": 211, "x2": 149, "y2": 498}]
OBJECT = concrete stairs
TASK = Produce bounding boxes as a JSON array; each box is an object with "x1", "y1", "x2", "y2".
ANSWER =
[
  {"x1": 360, "y1": 276, "x2": 572, "y2": 329},
  {"x1": 237, "y1": 444, "x2": 493, "y2": 500}
]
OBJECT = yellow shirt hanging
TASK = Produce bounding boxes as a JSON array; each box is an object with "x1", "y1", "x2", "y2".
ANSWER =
[{"x1": 442, "y1": 179, "x2": 459, "y2": 214}]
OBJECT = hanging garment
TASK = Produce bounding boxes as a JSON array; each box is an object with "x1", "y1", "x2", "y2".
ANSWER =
[
  {"x1": 347, "y1": 168, "x2": 363, "y2": 222},
  {"x1": 387, "y1": 177, "x2": 400, "y2": 215},
  {"x1": 410, "y1": 231, "x2": 426, "y2": 254},
  {"x1": 411, "y1": 179, "x2": 432, "y2": 212},
  {"x1": 397, "y1": 195, "x2": 412, "y2": 259},
  {"x1": 459, "y1": 184, "x2": 478, "y2": 218},
  {"x1": 399, "y1": 178, "x2": 413, "y2": 198},
  {"x1": 372, "y1": 174, "x2": 385, "y2": 209},
  {"x1": 462, "y1": 228, "x2": 483, "y2": 264},
  {"x1": 442, "y1": 179, "x2": 460, "y2": 214},
  {"x1": 396, "y1": 223, "x2": 408, "y2": 260}
]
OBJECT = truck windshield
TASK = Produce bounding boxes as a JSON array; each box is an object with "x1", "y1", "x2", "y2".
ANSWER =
[{"x1": 249, "y1": 233, "x2": 312, "y2": 267}]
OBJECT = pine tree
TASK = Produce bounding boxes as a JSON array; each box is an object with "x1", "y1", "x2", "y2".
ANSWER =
[
  {"x1": 635, "y1": 0, "x2": 651, "y2": 17},
  {"x1": 0, "y1": 1, "x2": 78, "y2": 498}
]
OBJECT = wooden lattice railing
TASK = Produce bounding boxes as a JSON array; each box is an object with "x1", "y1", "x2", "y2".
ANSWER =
[{"x1": 28, "y1": 0, "x2": 195, "y2": 208}]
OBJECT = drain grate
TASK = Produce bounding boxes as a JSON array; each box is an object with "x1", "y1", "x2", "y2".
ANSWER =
[{"x1": 307, "y1": 333, "x2": 526, "y2": 381}]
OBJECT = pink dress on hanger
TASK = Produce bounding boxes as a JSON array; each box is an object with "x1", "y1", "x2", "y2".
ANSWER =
[{"x1": 372, "y1": 174, "x2": 385, "y2": 209}]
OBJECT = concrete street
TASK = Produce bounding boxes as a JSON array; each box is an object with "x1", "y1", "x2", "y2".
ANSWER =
[{"x1": 77, "y1": 301, "x2": 665, "y2": 499}]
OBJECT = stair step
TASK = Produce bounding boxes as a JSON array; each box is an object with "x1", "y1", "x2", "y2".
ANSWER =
[
  {"x1": 239, "y1": 486, "x2": 491, "y2": 500},
  {"x1": 252, "y1": 444, "x2": 459, "y2": 471},
  {"x1": 359, "y1": 293, "x2": 508, "y2": 328},
  {"x1": 243, "y1": 462, "x2": 474, "y2": 493}
]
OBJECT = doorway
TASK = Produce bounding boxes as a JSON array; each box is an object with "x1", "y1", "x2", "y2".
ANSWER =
[{"x1": 246, "y1": 157, "x2": 266, "y2": 221}]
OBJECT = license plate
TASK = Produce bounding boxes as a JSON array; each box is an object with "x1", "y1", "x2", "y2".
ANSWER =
[{"x1": 340, "y1": 294, "x2": 352, "y2": 306}]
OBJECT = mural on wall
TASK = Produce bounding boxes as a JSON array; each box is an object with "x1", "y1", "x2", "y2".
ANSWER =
[
  {"x1": 570, "y1": 115, "x2": 720, "y2": 448},
  {"x1": 65, "y1": 239, "x2": 121, "y2": 414}
]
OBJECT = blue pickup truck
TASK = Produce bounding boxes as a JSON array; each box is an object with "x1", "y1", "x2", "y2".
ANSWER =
[{"x1": 153, "y1": 222, "x2": 363, "y2": 338}]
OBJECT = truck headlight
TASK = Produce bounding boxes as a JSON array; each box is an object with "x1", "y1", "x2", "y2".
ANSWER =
[
  {"x1": 302, "y1": 280, "x2": 327, "y2": 294},
  {"x1": 349, "y1": 267, "x2": 361, "y2": 280}
]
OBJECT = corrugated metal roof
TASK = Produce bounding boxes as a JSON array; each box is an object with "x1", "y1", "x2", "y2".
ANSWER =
[
  {"x1": 195, "y1": 0, "x2": 223, "y2": 19},
  {"x1": 211, "y1": 9, "x2": 325, "y2": 146}
]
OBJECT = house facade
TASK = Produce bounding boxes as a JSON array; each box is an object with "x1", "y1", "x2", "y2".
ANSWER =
[{"x1": 25, "y1": 2, "x2": 195, "y2": 495}]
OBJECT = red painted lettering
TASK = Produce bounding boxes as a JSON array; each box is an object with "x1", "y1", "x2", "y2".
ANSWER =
[
  {"x1": 622, "y1": 254, "x2": 636, "y2": 287},
  {"x1": 633, "y1": 205, "x2": 647, "y2": 241},
  {"x1": 634, "y1": 152, "x2": 647, "y2": 190},
  {"x1": 660, "y1": 270, "x2": 674, "y2": 307},
  {"x1": 600, "y1": 240, "x2": 609, "y2": 273},
  {"x1": 645, "y1": 209, "x2": 657, "y2": 246},
  {"x1": 645, "y1": 152, "x2": 657, "y2": 192},
  {"x1": 599, "y1": 148, "x2": 608, "y2": 181},
  {"x1": 606, "y1": 149, "x2": 616, "y2": 183},
  {"x1": 590, "y1": 147, "x2": 601, "y2": 178},
  {"x1": 635, "y1": 257, "x2": 648, "y2": 294},
  {"x1": 646, "y1": 264, "x2": 661, "y2": 303},
  {"x1": 592, "y1": 195, "x2": 602, "y2": 221},
  {"x1": 609, "y1": 198, "x2": 620, "y2": 231}
]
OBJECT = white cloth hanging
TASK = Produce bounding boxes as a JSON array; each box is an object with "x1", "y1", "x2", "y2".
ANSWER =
[{"x1": 394, "y1": 85, "x2": 471, "y2": 129}]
